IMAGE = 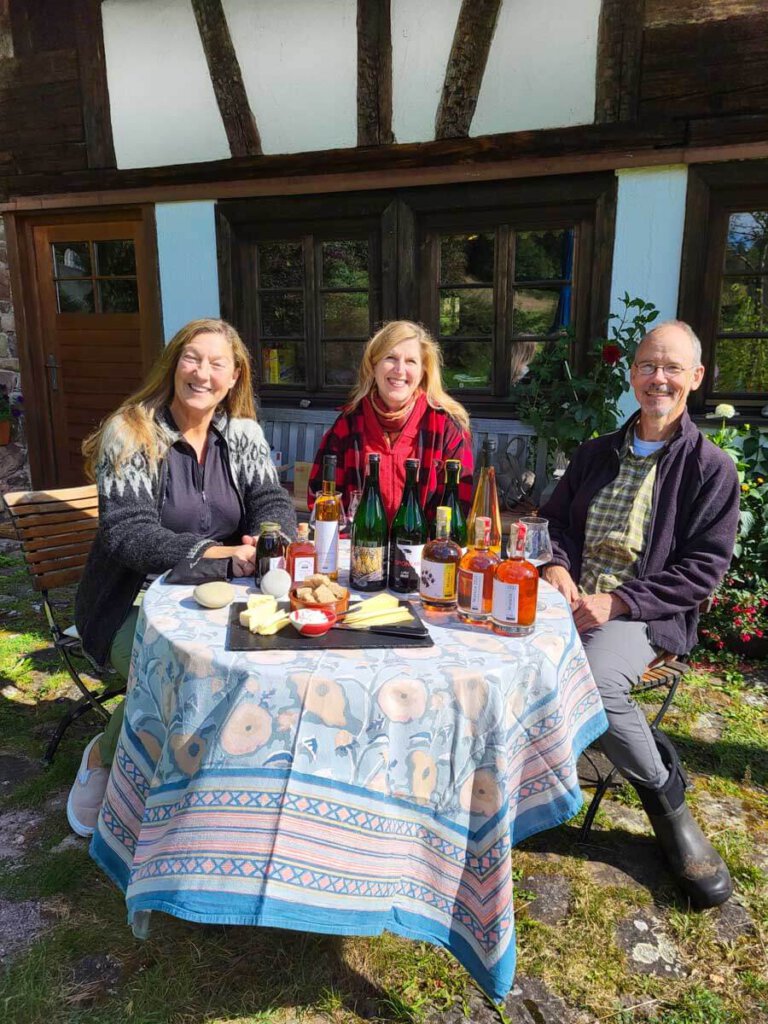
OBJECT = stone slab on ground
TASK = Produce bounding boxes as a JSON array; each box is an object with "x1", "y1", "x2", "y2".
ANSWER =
[
  {"x1": 690, "y1": 790, "x2": 746, "y2": 831},
  {"x1": 615, "y1": 909, "x2": 686, "y2": 979},
  {"x1": 713, "y1": 898, "x2": 756, "y2": 943},
  {"x1": 0, "y1": 806, "x2": 45, "y2": 859},
  {"x1": 0, "y1": 898, "x2": 48, "y2": 966},
  {"x1": 428, "y1": 974, "x2": 589, "y2": 1023},
  {"x1": 0, "y1": 752, "x2": 42, "y2": 797},
  {"x1": 518, "y1": 874, "x2": 572, "y2": 926}
]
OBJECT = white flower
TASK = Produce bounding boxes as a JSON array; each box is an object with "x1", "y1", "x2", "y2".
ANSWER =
[{"x1": 715, "y1": 403, "x2": 736, "y2": 418}]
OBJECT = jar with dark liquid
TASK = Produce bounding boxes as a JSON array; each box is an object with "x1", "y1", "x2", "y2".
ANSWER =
[{"x1": 255, "y1": 521, "x2": 287, "y2": 584}]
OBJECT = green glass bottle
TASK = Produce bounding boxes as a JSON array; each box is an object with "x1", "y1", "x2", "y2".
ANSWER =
[
  {"x1": 389, "y1": 458, "x2": 428, "y2": 593},
  {"x1": 430, "y1": 458, "x2": 468, "y2": 548},
  {"x1": 350, "y1": 453, "x2": 388, "y2": 591}
]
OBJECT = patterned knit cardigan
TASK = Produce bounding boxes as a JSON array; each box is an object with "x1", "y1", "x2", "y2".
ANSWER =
[{"x1": 75, "y1": 411, "x2": 296, "y2": 668}]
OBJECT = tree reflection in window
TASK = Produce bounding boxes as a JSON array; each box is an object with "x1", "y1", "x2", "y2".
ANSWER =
[{"x1": 52, "y1": 240, "x2": 138, "y2": 314}]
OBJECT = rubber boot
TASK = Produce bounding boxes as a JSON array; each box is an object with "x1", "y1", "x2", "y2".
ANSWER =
[{"x1": 632, "y1": 729, "x2": 732, "y2": 909}]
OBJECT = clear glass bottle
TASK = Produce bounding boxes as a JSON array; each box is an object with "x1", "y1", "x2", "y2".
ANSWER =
[
  {"x1": 467, "y1": 438, "x2": 502, "y2": 555},
  {"x1": 430, "y1": 458, "x2": 467, "y2": 548},
  {"x1": 286, "y1": 522, "x2": 316, "y2": 585},
  {"x1": 351, "y1": 454, "x2": 388, "y2": 592},
  {"x1": 491, "y1": 521, "x2": 539, "y2": 636},
  {"x1": 420, "y1": 506, "x2": 461, "y2": 609},
  {"x1": 389, "y1": 458, "x2": 427, "y2": 593},
  {"x1": 457, "y1": 515, "x2": 500, "y2": 622},
  {"x1": 313, "y1": 454, "x2": 343, "y2": 579},
  {"x1": 255, "y1": 522, "x2": 287, "y2": 584}
]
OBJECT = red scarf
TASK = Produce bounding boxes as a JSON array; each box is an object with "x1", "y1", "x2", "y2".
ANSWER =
[{"x1": 369, "y1": 387, "x2": 423, "y2": 441}]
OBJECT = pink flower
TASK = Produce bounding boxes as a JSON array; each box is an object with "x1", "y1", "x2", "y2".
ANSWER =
[
  {"x1": 602, "y1": 344, "x2": 621, "y2": 365},
  {"x1": 740, "y1": 632, "x2": 752, "y2": 643}
]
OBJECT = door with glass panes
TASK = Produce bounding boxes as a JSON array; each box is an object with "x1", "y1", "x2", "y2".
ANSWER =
[{"x1": 30, "y1": 212, "x2": 161, "y2": 486}]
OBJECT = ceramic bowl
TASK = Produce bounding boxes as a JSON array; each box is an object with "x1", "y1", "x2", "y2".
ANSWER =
[
  {"x1": 289, "y1": 586, "x2": 350, "y2": 616},
  {"x1": 288, "y1": 607, "x2": 337, "y2": 637}
]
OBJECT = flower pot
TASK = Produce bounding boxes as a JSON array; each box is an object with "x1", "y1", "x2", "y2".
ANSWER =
[
  {"x1": 725, "y1": 634, "x2": 768, "y2": 660},
  {"x1": 0, "y1": 420, "x2": 10, "y2": 446}
]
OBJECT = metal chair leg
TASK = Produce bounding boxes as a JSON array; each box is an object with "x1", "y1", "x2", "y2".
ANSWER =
[
  {"x1": 43, "y1": 690, "x2": 118, "y2": 765},
  {"x1": 57, "y1": 642, "x2": 111, "y2": 722},
  {"x1": 579, "y1": 764, "x2": 619, "y2": 842}
]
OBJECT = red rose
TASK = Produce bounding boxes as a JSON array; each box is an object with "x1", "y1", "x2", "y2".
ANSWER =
[{"x1": 602, "y1": 344, "x2": 621, "y2": 365}]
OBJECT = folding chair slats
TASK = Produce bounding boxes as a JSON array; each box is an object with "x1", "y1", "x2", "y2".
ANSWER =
[
  {"x1": 19, "y1": 522, "x2": 98, "y2": 552},
  {"x1": 6, "y1": 495, "x2": 99, "y2": 516},
  {"x1": 25, "y1": 541, "x2": 96, "y2": 572},
  {"x1": 3, "y1": 485, "x2": 98, "y2": 507}
]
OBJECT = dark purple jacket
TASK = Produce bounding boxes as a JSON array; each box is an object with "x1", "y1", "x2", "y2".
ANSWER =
[{"x1": 540, "y1": 410, "x2": 740, "y2": 655}]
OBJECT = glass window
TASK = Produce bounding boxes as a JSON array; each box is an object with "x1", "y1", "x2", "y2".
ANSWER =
[
  {"x1": 713, "y1": 212, "x2": 768, "y2": 396},
  {"x1": 51, "y1": 239, "x2": 138, "y2": 314}
]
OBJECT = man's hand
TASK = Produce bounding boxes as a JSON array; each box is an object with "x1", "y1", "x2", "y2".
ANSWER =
[
  {"x1": 571, "y1": 592, "x2": 629, "y2": 633},
  {"x1": 542, "y1": 564, "x2": 580, "y2": 606}
]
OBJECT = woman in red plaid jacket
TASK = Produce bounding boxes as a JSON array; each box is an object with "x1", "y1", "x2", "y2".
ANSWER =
[{"x1": 308, "y1": 321, "x2": 474, "y2": 524}]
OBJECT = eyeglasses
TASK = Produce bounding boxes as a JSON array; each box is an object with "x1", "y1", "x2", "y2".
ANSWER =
[{"x1": 633, "y1": 362, "x2": 694, "y2": 378}]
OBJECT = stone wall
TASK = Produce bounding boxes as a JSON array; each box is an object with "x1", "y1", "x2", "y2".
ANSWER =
[{"x1": 0, "y1": 216, "x2": 31, "y2": 518}]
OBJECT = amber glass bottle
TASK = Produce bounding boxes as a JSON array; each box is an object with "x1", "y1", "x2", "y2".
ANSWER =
[
  {"x1": 420, "y1": 506, "x2": 461, "y2": 609},
  {"x1": 457, "y1": 516, "x2": 500, "y2": 622},
  {"x1": 491, "y1": 521, "x2": 539, "y2": 636},
  {"x1": 467, "y1": 438, "x2": 502, "y2": 555},
  {"x1": 286, "y1": 522, "x2": 316, "y2": 584},
  {"x1": 313, "y1": 454, "x2": 343, "y2": 579}
]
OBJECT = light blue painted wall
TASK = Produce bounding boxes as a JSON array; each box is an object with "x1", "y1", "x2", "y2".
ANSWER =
[
  {"x1": 155, "y1": 201, "x2": 220, "y2": 341},
  {"x1": 609, "y1": 166, "x2": 689, "y2": 416}
]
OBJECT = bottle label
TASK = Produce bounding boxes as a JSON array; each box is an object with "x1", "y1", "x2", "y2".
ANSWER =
[
  {"x1": 491, "y1": 579, "x2": 519, "y2": 623},
  {"x1": 420, "y1": 558, "x2": 456, "y2": 600},
  {"x1": 292, "y1": 555, "x2": 315, "y2": 583},
  {"x1": 391, "y1": 542, "x2": 424, "y2": 588},
  {"x1": 459, "y1": 569, "x2": 485, "y2": 613},
  {"x1": 351, "y1": 544, "x2": 386, "y2": 585},
  {"x1": 314, "y1": 520, "x2": 339, "y2": 574},
  {"x1": 268, "y1": 556, "x2": 285, "y2": 573}
]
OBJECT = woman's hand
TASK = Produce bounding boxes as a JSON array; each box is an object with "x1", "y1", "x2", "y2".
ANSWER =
[
  {"x1": 202, "y1": 543, "x2": 256, "y2": 577},
  {"x1": 542, "y1": 564, "x2": 579, "y2": 606}
]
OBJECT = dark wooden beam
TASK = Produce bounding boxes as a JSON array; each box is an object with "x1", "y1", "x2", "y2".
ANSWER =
[
  {"x1": 191, "y1": 0, "x2": 261, "y2": 157},
  {"x1": 594, "y1": 0, "x2": 646, "y2": 123},
  {"x1": 73, "y1": 0, "x2": 115, "y2": 169},
  {"x1": 435, "y1": 0, "x2": 501, "y2": 140},
  {"x1": 0, "y1": 0, "x2": 12, "y2": 58},
  {"x1": 357, "y1": 0, "x2": 393, "y2": 146}
]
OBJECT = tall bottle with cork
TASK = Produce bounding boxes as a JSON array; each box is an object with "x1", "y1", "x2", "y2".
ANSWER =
[
  {"x1": 350, "y1": 453, "x2": 388, "y2": 592},
  {"x1": 491, "y1": 521, "x2": 539, "y2": 636},
  {"x1": 431, "y1": 458, "x2": 467, "y2": 548},
  {"x1": 467, "y1": 438, "x2": 502, "y2": 555},
  {"x1": 420, "y1": 505, "x2": 461, "y2": 609},
  {"x1": 389, "y1": 457, "x2": 427, "y2": 593},
  {"x1": 313, "y1": 454, "x2": 343, "y2": 580}
]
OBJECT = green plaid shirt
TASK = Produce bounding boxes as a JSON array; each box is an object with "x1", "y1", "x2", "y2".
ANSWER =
[{"x1": 580, "y1": 433, "x2": 665, "y2": 595}]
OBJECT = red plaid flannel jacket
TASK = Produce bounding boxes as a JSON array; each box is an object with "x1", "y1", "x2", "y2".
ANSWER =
[{"x1": 308, "y1": 394, "x2": 474, "y2": 524}]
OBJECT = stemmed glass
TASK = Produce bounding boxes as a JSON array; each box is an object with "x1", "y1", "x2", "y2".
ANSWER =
[{"x1": 520, "y1": 516, "x2": 553, "y2": 568}]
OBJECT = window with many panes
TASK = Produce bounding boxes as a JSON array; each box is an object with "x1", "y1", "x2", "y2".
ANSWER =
[
  {"x1": 680, "y1": 165, "x2": 768, "y2": 416},
  {"x1": 219, "y1": 177, "x2": 613, "y2": 414},
  {"x1": 51, "y1": 239, "x2": 138, "y2": 314}
]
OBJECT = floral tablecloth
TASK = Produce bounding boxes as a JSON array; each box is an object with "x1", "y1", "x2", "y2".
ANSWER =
[{"x1": 91, "y1": 577, "x2": 607, "y2": 1001}]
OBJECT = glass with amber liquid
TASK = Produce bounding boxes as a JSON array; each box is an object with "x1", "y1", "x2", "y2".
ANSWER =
[
  {"x1": 457, "y1": 516, "x2": 500, "y2": 623},
  {"x1": 420, "y1": 506, "x2": 461, "y2": 609},
  {"x1": 313, "y1": 454, "x2": 343, "y2": 579},
  {"x1": 467, "y1": 438, "x2": 502, "y2": 555},
  {"x1": 286, "y1": 522, "x2": 316, "y2": 585},
  {"x1": 491, "y1": 521, "x2": 539, "y2": 636}
]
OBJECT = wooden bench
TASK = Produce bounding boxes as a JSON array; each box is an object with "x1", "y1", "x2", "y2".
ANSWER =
[{"x1": 259, "y1": 406, "x2": 548, "y2": 510}]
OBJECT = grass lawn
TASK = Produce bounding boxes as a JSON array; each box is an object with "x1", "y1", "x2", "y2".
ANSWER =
[{"x1": 0, "y1": 547, "x2": 766, "y2": 1024}]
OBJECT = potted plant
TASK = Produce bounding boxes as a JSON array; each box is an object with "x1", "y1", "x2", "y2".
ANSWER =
[
  {"x1": 515, "y1": 295, "x2": 659, "y2": 466},
  {"x1": 0, "y1": 386, "x2": 11, "y2": 446}
]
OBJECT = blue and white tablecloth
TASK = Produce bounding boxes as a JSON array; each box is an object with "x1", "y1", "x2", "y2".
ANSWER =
[{"x1": 91, "y1": 577, "x2": 607, "y2": 1001}]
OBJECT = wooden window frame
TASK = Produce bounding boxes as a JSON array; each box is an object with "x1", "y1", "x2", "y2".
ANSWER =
[
  {"x1": 217, "y1": 174, "x2": 616, "y2": 416},
  {"x1": 680, "y1": 163, "x2": 768, "y2": 417}
]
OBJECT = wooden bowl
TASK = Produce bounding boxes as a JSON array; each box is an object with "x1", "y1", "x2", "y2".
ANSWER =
[{"x1": 289, "y1": 586, "x2": 350, "y2": 616}]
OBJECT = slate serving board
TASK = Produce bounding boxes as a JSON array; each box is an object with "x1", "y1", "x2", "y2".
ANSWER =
[{"x1": 226, "y1": 600, "x2": 434, "y2": 651}]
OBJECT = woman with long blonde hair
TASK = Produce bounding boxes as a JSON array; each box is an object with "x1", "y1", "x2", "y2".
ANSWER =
[
  {"x1": 308, "y1": 320, "x2": 473, "y2": 524},
  {"x1": 68, "y1": 318, "x2": 295, "y2": 838}
]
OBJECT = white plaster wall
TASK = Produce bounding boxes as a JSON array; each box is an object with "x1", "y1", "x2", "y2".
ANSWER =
[
  {"x1": 156, "y1": 202, "x2": 220, "y2": 340},
  {"x1": 224, "y1": 0, "x2": 357, "y2": 155},
  {"x1": 472, "y1": 0, "x2": 601, "y2": 137},
  {"x1": 391, "y1": 0, "x2": 463, "y2": 144},
  {"x1": 609, "y1": 166, "x2": 689, "y2": 416},
  {"x1": 102, "y1": 0, "x2": 231, "y2": 169}
]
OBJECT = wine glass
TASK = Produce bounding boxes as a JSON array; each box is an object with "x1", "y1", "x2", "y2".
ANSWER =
[
  {"x1": 520, "y1": 516, "x2": 553, "y2": 568},
  {"x1": 345, "y1": 488, "x2": 363, "y2": 527}
]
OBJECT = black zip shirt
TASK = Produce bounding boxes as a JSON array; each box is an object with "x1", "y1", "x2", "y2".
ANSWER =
[{"x1": 160, "y1": 430, "x2": 243, "y2": 543}]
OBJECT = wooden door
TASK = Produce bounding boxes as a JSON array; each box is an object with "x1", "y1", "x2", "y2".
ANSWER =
[{"x1": 29, "y1": 210, "x2": 161, "y2": 486}]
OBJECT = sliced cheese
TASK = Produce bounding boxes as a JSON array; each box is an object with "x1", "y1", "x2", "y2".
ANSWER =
[
  {"x1": 257, "y1": 613, "x2": 291, "y2": 635},
  {"x1": 345, "y1": 610, "x2": 413, "y2": 629},
  {"x1": 247, "y1": 594, "x2": 278, "y2": 611},
  {"x1": 349, "y1": 593, "x2": 400, "y2": 615}
]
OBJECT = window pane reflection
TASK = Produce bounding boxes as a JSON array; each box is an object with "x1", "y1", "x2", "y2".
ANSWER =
[
  {"x1": 52, "y1": 243, "x2": 91, "y2": 279},
  {"x1": 258, "y1": 242, "x2": 304, "y2": 288},
  {"x1": 439, "y1": 289, "x2": 494, "y2": 336},
  {"x1": 56, "y1": 279, "x2": 95, "y2": 313},
  {"x1": 512, "y1": 288, "x2": 567, "y2": 335},
  {"x1": 260, "y1": 292, "x2": 304, "y2": 337},
  {"x1": 713, "y1": 338, "x2": 768, "y2": 393},
  {"x1": 719, "y1": 277, "x2": 768, "y2": 333},
  {"x1": 515, "y1": 230, "x2": 573, "y2": 282},
  {"x1": 260, "y1": 342, "x2": 306, "y2": 385},
  {"x1": 322, "y1": 241, "x2": 369, "y2": 288},
  {"x1": 440, "y1": 341, "x2": 492, "y2": 390},
  {"x1": 322, "y1": 292, "x2": 369, "y2": 338},
  {"x1": 323, "y1": 341, "x2": 366, "y2": 386},
  {"x1": 724, "y1": 212, "x2": 768, "y2": 275},
  {"x1": 440, "y1": 234, "x2": 494, "y2": 285}
]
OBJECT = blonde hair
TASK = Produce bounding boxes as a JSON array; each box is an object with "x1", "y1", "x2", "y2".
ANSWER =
[
  {"x1": 83, "y1": 318, "x2": 256, "y2": 480},
  {"x1": 344, "y1": 320, "x2": 470, "y2": 431}
]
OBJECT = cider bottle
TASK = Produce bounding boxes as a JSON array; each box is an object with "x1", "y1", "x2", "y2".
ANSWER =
[
  {"x1": 350, "y1": 454, "x2": 388, "y2": 591},
  {"x1": 420, "y1": 506, "x2": 461, "y2": 609},
  {"x1": 389, "y1": 458, "x2": 427, "y2": 593},
  {"x1": 430, "y1": 458, "x2": 467, "y2": 548},
  {"x1": 467, "y1": 438, "x2": 502, "y2": 555},
  {"x1": 286, "y1": 522, "x2": 316, "y2": 585},
  {"x1": 457, "y1": 516, "x2": 500, "y2": 623},
  {"x1": 491, "y1": 521, "x2": 539, "y2": 636},
  {"x1": 313, "y1": 454, "x2": 343, "y2": 579}
]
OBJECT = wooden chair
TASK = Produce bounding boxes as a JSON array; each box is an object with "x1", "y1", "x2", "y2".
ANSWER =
[{"x1": 3, "y1": 485, "x2": 122, "y2": 763}]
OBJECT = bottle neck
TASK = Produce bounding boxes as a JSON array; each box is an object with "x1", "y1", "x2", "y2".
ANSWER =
[
  {"x1": 321, "y1": 477, "x2": 336, "y2": 496},
  {"x1": 365, "y1": 461, "x2": 381, "y2": 490}
]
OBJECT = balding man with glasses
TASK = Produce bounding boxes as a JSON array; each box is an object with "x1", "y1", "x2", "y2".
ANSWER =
[{"x1": 541, "y1": 320, "x2": 739, "y2": 908}]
